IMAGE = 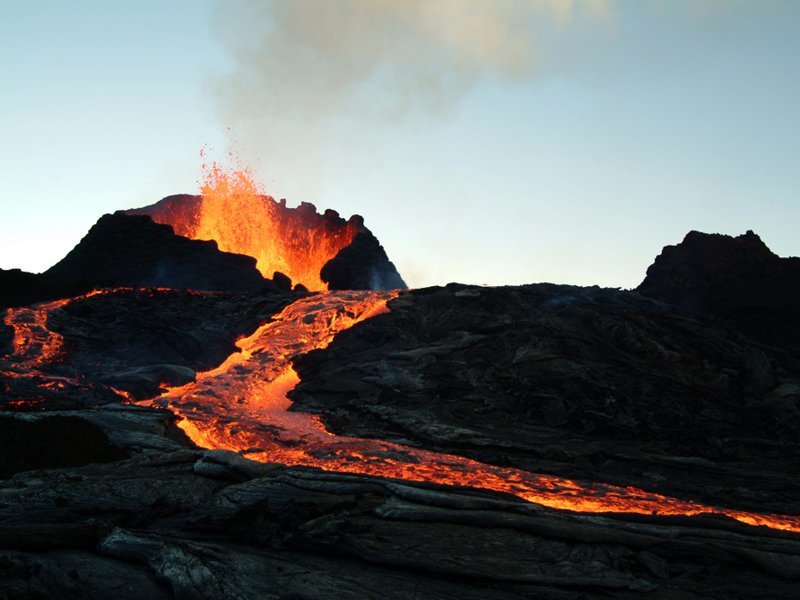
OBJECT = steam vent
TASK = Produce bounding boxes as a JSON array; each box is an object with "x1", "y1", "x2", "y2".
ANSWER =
[{"x1": 2, "y1": 207, "x2": 800, "y2": 597}]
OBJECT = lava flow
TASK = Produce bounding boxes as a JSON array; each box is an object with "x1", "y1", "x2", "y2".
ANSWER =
[
  {"x1": 0, "y1": 288, "x2": 168, "y2": 407},
  {"x1": 148, "y1": 291, "x2": 800, "y2": 533},
  {"x1": 3, "y1": 298, "x2": 70, "y2": 370},
  {"x1": 2, "y1": 287, "x2": 169, "y2": 372},
  {"x1": 141, "y1": 163, "x2": 358, "y2": 291}
]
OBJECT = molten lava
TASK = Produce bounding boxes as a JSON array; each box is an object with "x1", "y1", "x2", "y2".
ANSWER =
[
  {"x1": 1, "y1": 288, "x2": 162, "y2": 407},
  {"x1": 148, "y1": 291, "x2": 800, "y2": 533},
  {"x1": 5, "y1": 286, "x2": 800, "y2": 531},
  {"x1": 4, "y1": 298, "x2": 70, "y2": 370},
  {"x1": 2, "y1": 294, "x2": 94, "y2": 406},
  {"x1": 141, "y1": 163, "x2": 359, "y2": 291}
]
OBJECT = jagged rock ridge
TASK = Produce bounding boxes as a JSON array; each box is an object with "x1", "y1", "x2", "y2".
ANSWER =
[{"x1": 638, "y1": 230, "x2": 800, "y2": 356}]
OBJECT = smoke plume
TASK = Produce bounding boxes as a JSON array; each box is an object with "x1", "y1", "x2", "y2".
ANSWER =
[
  {"x1": 210, "y1": 0, "x2": 613, "y2": 175},
  {"x1": 213, "y1": 1, "x2": 611, "y2": 120}
]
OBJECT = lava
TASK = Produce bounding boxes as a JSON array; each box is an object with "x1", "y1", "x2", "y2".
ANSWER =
[
  {"x1": 148, "y1": 290, "x2": 800, "y2": 533},
  {"x1": 2, "y1": 287, "x2": 175, "y2": 371},
  {"x1": 141, "y1": 164, "x2": 358, "y2": 291},
  {"x1": 1, "y1": 288, "x2": 168, "y2": 408},
  {"x1": 4, "y1": 297, "x2": 70, "y2": 370}
]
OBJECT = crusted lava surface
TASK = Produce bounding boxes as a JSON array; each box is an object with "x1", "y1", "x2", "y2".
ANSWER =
[
  {"x1": 292, "y1": 283, "x2": 800, "y2": 516},
  {"x1": 1, "y1": 230, "x2": 800, "y2": 598}
]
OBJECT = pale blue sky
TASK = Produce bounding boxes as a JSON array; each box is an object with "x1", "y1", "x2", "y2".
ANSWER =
[{"x1": 2, "y1": 1, "x2": 798, "y2": 288}]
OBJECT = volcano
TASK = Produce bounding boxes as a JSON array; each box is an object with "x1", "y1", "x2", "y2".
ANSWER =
[
  {"x1": 126, "y1": 193, "x2": 405, "y2": 292},
  {"x1": 2, "y1": 186, "x2": 800, "y2": 598}
]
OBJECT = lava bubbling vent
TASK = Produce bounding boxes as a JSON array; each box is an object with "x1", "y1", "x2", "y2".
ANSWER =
[{"x1": 137, "y1": 163, "x2": 362, "y2": 291}]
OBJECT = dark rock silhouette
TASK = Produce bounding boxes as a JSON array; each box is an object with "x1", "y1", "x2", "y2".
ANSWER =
[
  {"x1": 0, "y1": 213, "x2": 280, "y2": 308},
  {"x1": 271, "y1": 271, "x2": 293, "y2": 291},
  {"x1": 0, "y1": 268, "x2": 54, "y2": 308},
  {"x1": 321, "y1": 230, "x2": 406, "y2": 290},
  {"x1": 126, "y1": 193, "x2": 202, "y2": 230},
  {"x1": 46, "y1": 213, "x2": 270, "y2": 293},
  {"x1": 638, "y1": 230, "x2": 800, "y2": 356}
]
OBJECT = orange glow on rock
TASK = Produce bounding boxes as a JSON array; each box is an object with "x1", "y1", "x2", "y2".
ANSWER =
[{"x1": 147, "y1": 291, "x2": 800, "y2": 533}]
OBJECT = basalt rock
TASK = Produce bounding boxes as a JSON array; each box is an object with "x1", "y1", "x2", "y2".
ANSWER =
[
  {"x1": 0, "y1": 414, "x2": 126, "y2": 478},
  {"x1": 46, "y1": 213, "x2": 272, "y2": 293},
  {"x1": 0, "y1": 288, "x2": 299, "y2": 406},
  {"x1": 2, "y1": 231, "x2": 800, "y2": 598},
  {"x1": 0, "y1": 416, "x2": 799, "y2": 599},
  {"x1": 291, "y1": 283, "x2": 800, "y2": 515},
  {"x1": 0, "y1": 213, "x2": 285, "y2": 309},
  {"x1": 321, "y1": 230, "x2": 407, "y2": 290},
  {"x1": 0, "y1": 268, "x2": 53, "y2": 309},
  {"x1": 638, "y1": 230, "x2": 800, "y2": 356}
]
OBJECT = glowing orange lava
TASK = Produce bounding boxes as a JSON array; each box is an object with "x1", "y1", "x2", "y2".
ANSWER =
[
  {"x1": 142, "y1": 163, "x2": 358, "y2": 291},
  {"x1": 1, "y1": 288, "x2": 166, "y2": 406},
  {"x1": 147, "y1": 291, "x2": 800, "y2": 533},
  {"x1": 4, "y1": 298, "x2": 71, "y2": 370}
]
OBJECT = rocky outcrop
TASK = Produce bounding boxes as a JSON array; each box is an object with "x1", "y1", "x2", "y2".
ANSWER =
[
  {"x1": 321, "y1": 229, "x2": 406, "y2": 290},
  {"x1": 638, "y1": 230, "x2": 800, "y2": 356},
  {"x1": 0, "y1": 213, "x2": 285, "y2": 309},
  {"x1": 0, "y1": 268, "x2": 52, "y2": 308},
  {"x1": 46, "y1": 213, "x2": 272, "y2": 293},
  {"x1": 125, "y1": 193, "x2": 202, "y2": 232},
  {"x1": 0, "y1": 414, "x2": 126, "y2": 478}
]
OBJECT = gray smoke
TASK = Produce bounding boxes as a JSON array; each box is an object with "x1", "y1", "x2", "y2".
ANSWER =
[
  {"x1": 207, "y1": 0, "x2": 764, "y2": 197},
  {"x1": 210, "y1": 1, "x2": 613, "y2": 156}
]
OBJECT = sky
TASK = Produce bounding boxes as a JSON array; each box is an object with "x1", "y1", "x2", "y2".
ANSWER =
[{"x1": 1, "y1": 0, "x2": 798, "y2": 289}]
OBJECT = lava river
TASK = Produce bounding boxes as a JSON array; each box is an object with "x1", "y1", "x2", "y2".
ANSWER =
[
  {"x1": 1, "y1": 290, "x2": 134, "y2": 408},
  {"x1": 147, "y1": 290, "x2": 800, "y2": 533}
]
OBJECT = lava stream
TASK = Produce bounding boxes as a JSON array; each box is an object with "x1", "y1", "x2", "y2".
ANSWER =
[
  {"x1": 148, "y1": 291, "x2": 800, "y2": 533},
  {"x1": 1, "y1": 288, "x2": 162, "y2": 405},
  {"x1": 3, "y1": 298, "x2": 71, "y2": 370}
]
